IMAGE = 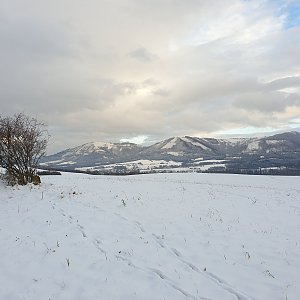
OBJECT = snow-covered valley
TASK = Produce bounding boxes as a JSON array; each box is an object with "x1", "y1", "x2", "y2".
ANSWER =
[{"x1": 0, "y1": 173, "x2": 299, "y2": 299}]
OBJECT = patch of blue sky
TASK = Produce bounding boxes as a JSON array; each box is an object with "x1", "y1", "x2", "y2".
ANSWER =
[
  {"x1": 284, "y1": 3, "x2": 300, "y2": 28},
  {"x1": 268, "y1": 0, "x2": 300, "y2": 29}
]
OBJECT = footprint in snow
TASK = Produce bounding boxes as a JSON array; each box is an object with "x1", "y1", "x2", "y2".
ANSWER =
[
  {"x1": 77, "y1": 224, "x2": 87, "y2": 237},
  {"x1": 135, "y1": 221, "x2": 146, "y2": 232}
]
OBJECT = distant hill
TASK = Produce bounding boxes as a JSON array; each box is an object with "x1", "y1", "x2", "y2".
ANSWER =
[{"x1": 40, "y1": 131, "x2": 300, "y2": 175}]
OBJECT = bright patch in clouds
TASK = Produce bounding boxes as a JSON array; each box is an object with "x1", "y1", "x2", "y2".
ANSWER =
[
  {"x1": 120, "y1": 135, "x2": 148, "y2": 144},
  {"x1": 216, "y1": 126, "x2": 283, "y2": 137},
  {"x1": 135, "y1": 88, "x2": 152, "y2": 97}
]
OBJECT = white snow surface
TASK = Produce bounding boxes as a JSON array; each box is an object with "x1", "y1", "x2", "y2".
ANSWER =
[
  {"x1": 161, "y1": 137, "x2": 180, "y2": 149},
  {"x1": 57, "y1": 161, "x2": 77, "y2": 165},
  {"x1": 197, "y1": 163, "x2": 226, "y2": 171},
  {"x1": 194, "y1": 159, "x2": 228, "y2": 164},
  {"x1": 39, "y1": 159, "x2": 63, "y2": 165},
  {"x1": 1, "y1": 173, "x2": 300, "y2": 300},
  {"x1": 76, "y1": 160, "x2": 182, "y2": 172},
  {"x1": 67, "y1": 141, "x2": 136, "y2": 156},
  {"x1": 181, "y1": 137, "x2": 211, "y2": 150},
  {"x1": 167, "y1": 151, "x2": 185, "y2": 156},
  {"x1": 245, "y1": 141, "x2": 261, "y2": 152},
  {"x1": 265, "y1": 140, "x2": 283, "y2": 145},
  {"x1": 219, "y1": 138, "x2": 249, "y2": 145},
  {"x1": 161, "y1": 137, "x2": 212, "y2": 151},
  {"x1": 74, "y1": 142, "x2": 114, "y2": 154},
  {"x1": 92, "y1": 141, "x2": 114, "y2": 148}
]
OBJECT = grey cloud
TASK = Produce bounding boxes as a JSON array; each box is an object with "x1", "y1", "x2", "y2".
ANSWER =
[
  {"x1": 128, "y1": 47, "x2": 158, "y2": 62},
  {"x1": 142, "y1": 78, "x2": 159, "y2": 86},
  {"x1": 233, "y1": 91, "x2": 300, "y2": 112},
  {"x1": 0, "y1": 17, "x2": 75, "y2": 63},
  {"x1": 265, "y1": 76, "x2": 300, "y2": 90},
  {"x1": 153, "y1": 89, "x2": 170, "y2": 97},
  {"x1": 267, "y1": 26, "x2": 300, "y2": 71}
]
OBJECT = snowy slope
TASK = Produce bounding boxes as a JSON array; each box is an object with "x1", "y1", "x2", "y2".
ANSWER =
[
  {"x1": 41, "y1": 141, "x2": 141, "y2": 168},
  {"x1": 143, "y1": 136, "x2": 217, "y2": 155},
  {"x1": 1, "y1": 173, "x2": 300, "y2": 299}
]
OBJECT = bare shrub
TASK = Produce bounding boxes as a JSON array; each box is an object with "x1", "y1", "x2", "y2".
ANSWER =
[{"x1": 0, "y1": 113, "x2": 49, "y2": 185}]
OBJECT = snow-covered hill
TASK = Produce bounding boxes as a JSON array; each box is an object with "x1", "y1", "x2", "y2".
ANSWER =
[
  {"x1": 1, "y1": 172, "x2": 299, "y2": 299},
  {"x1": 41, "y1": 141, "x2": 141, "y2": 168},
  {"x1": 40, "y1": 131, "x2": 300, "y2": 174}
]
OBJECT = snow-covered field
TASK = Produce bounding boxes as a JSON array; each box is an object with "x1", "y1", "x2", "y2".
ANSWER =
[{"x1": 0, "y1": 173, "x2": 300, "y2": 300}]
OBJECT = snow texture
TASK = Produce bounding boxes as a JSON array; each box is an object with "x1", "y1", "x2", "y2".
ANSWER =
[
  {"x1": 181, "y1": 137, "x2": 211, "y2": 150},
  {"x1": 161, "y1": 137, "x2": 180, "y2": 149},
  {"x1": 0, "y1": 173, "x2": 300, "y2": 300},
  {"x1": 76, "y1": 160, "x2": 182, "y2": 172},
  {"x1": 245, "y1": 141, "x2": 261, "y2": 152}
]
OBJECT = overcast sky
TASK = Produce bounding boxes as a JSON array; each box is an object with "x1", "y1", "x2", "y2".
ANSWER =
[{"x1": 1, "y1": 0, "x2": 300, "y2": 153}]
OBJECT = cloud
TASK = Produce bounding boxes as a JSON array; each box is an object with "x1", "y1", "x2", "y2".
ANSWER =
[
  {"x1": 233, "y1": 91, "x2": 300, "y2": 112},
  {"x1": 128, "y1": 47, "x2": 158, "y2": 62},
  {"x1": 265, "y1": 76, "x2": 300, "y2": 90},
  {"x1": 0, "y1": 0, "x2": 300, "y2": 153}
]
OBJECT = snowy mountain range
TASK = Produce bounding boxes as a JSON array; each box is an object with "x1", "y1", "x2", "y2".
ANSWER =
[{"x1": 40, "y1": 131, "x2": 300, "y2": 175}]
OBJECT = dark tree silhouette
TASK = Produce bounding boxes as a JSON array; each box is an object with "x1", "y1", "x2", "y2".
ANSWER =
[{"x1": 0, "y1": 113, "x2": 49, "y2": 185}]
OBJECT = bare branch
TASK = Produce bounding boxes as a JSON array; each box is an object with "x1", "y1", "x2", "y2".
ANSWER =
[{"x1": 0, "y1": 113, "x2": 49, "y2": 185}]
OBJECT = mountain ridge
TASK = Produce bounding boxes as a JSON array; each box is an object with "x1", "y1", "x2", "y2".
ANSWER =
[{"x1": 40, "y1": 131, "x2": 300, "y2": 175}]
